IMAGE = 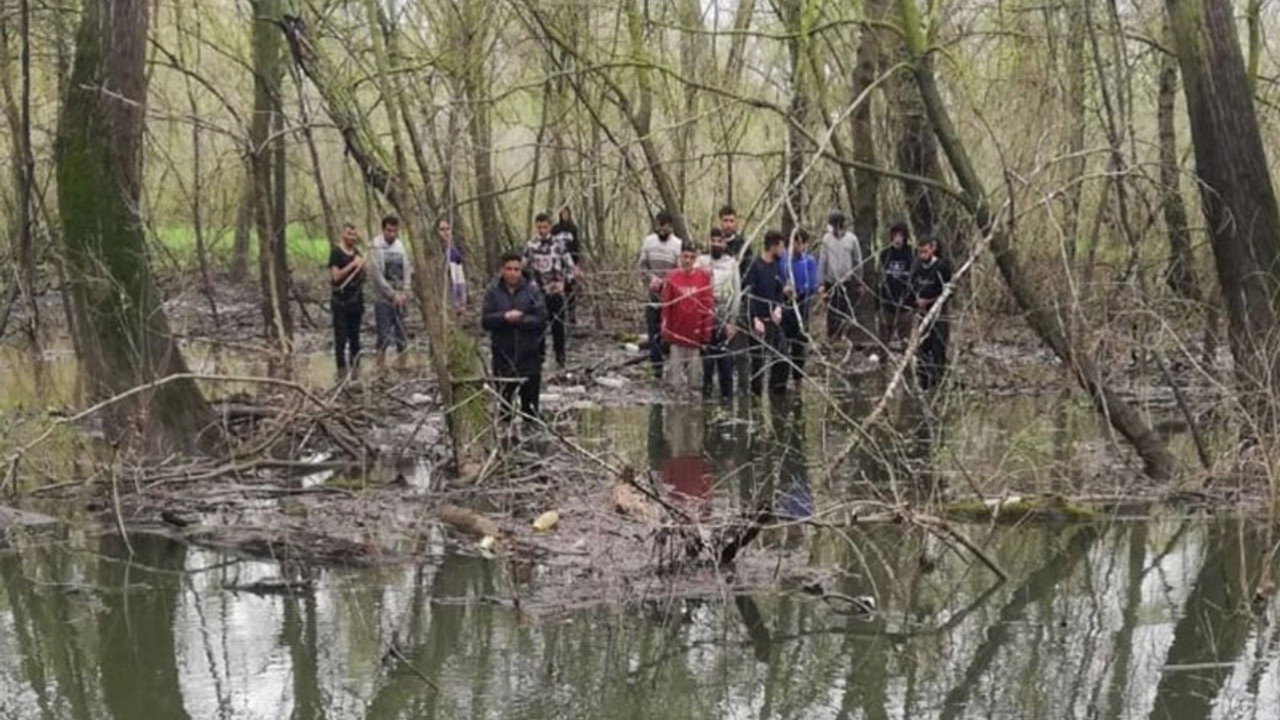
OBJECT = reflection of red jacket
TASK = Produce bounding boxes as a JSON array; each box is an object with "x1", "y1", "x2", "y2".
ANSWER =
[
  {"x1": 661, "y1": 456, "x2": 712, "y2": 502},
  {"x1": 661, "y1": 268, "x2": 713, "y2": 347}
]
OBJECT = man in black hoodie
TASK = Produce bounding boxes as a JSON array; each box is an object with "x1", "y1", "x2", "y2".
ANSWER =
[
  {"x1": 744, "y1": 230, "x2": 789, "y2": 396},
  {"x1": 910, "y1": 236, "x2": 953, "y2": 390},
  {"x1": 878, "y1": 222, "x2": 915, "y2": 350},
  {"x1": 483, "y1": 251, "x2": 550, "y2": 423}
]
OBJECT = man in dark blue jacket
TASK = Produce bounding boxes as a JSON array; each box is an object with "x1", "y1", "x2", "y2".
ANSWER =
[{"x1": 483, "y1": 251, "x2": 549, "y2": 423}]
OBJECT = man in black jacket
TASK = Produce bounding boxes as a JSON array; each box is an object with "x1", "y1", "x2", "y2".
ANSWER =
[
  {"x1": 719, "y1": 205, "x2": 753, "y2": 393},
  {"x1": 878, "y1": 222, "x2": 915, "y2": 350},
  {"x1": 483, "y1": 251, "x2": 550, "y2": 423},
  {"x1": 910, "y1": 236, "x2": 953, "y2": 390},
  {"x1": 744, "y1": 230, "x2": 789, "y2": 396}
]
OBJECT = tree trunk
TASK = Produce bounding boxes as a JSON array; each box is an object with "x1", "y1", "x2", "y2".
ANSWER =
[
  {"x1": 896, "y1": 0, "x2": 1178, "y2": 480},
  {"x1": 1061, "y1": 0, "x2": 1087, "y2": 264},
  {"x1": 0, "y1": 8, "x2": 39, "y2": 345},
  {"x1": 231, "y1": 166, "x2": 252, "y2": 278},
  {"x1": 251, "y1": 0, "x2": 293, "y2": 360},
  {"x1": 1156, "y1": 19, "x2": 1198, "y2": 301},
  {"x1": 1167, "y1": 0, "x2": 1280, "y2": 423},
  {"x1": 55, "y1": 0, "x2": 212, "y2": 454},
  {"x1": 850, "y1": 0, "x2": 885, "y2": 254}
]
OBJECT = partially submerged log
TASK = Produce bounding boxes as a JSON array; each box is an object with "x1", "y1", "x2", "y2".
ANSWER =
[{"x1": 436, "y1": 504, "x2": 500, "y2": 540}]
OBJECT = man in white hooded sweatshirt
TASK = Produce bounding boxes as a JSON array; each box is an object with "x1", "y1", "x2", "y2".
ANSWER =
[{"x1": 817, "y1": 211, "x2": 862, "y2": 342}]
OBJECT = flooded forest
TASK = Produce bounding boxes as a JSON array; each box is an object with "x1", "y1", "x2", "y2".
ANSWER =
[{"x1": 3, "y1": 0, "x2": 1280, "y2": 717}]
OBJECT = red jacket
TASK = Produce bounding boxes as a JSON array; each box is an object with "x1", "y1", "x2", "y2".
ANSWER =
[{"x1": 661, "y1": 267, "x2": 714, "y2": 347}]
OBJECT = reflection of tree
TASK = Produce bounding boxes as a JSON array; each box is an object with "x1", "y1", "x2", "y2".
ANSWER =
[
  {"x1": 282, "y1": 592, "x2": 326, "y2": 720},
  {"x1": 938, "y1": 526, "x2": 1098, "y2": 720},
  {"x1": 97, "y1": 534, "x2": 192, "y2": 720},
  {"x1": 1100, "y1": 522, "x2": 1149, "y2": 720},
  {"x1": 1147, "y1": 521, "x2": 1261, "y2": 720}
]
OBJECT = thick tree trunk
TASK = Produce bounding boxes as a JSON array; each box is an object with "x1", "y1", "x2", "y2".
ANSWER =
[
  {"x1": 850, "y1": 0, "x2": 884, "y2": 255},
  {"x1": 231, "y1": 166, "x2": 252, "y2": 278},
  {"x1": 1172, "y1": 0, "x2": 1280, "y2": 425},
  {"x1": 251, "y1": 0, "x2": 293, "y2": 361},
  {"x1": 1166, "y1": 0, "x2": 1280, "y2": 422},
  {"x1": 55, "y1": 0, "x2": 212, "y2": 454},
  {"x1": 1061, "y1": 0, "x2": 1087, "y2": 264},
  {"x1": 896, "y1": 0, "x2": 1177, "y2": 480},
  {"x1": 1156, "y1": 21, "x2": 1198, "y2": 301}
]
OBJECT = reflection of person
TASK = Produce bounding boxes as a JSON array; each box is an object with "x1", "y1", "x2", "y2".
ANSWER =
[
  {"x1": 328, "y1": 222, "x2": 365, "y2": 375},
  {"x1": 482, "y1": 252, "x2": 548, "y2": 424},
  {"x1": 649, "y1": 404, "x2": 713, "y2": 517},
  {"x1": 773, "y1": 396, "x2": 812, "y2": 521}
]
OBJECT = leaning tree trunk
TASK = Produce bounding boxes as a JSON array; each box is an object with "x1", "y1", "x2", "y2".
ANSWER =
[
  {"x1": 895, "y1": 0, "x2": 1178, "y2": 480},
  {"x1": 251, "y1": 0, "x2": 293, "y2": 362},
  {"x1": 1166, "y1": 0, "x2": 1280, "y2": 425},
  {"x1": 55, "y1": 0, "x2": 212, "y2": 453}
]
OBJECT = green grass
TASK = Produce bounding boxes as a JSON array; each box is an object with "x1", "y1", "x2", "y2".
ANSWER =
[{"x1": 153, "y1": 223, "x2": 333, "y2": 268}]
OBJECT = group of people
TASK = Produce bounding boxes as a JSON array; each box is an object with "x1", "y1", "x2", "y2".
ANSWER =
[
  {"x1": 326, "y1": 214, "x2": 466, "y2": 374},
  {"x1": 328, "y1": 205, "x2": 953, "y2": 428}
]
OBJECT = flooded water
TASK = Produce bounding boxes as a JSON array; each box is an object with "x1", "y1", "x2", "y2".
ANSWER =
[{"x1": 2, "y1": 520, "x2": 1276, "y2": 719}]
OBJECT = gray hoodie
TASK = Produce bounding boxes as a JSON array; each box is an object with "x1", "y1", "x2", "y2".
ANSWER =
[
  {"x1": 369, "y1": 234, "x2": 414, "y2": 305},
  {"x1": 818, "y1": 229, "x2": 863, "y2": 286}
]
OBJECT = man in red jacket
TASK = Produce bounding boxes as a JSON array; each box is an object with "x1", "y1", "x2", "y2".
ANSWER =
[{"x1": 661, "y1": 244, "x2": 714, "y2": 391}]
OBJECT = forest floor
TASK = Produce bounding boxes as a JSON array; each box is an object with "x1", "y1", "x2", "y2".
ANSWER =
[{"x1": 0, "y1": 272, "x2": 1260, "y2": 610}]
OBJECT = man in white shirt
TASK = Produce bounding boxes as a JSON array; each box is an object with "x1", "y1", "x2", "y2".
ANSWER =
[
  {"x1": 369, "y1": 214, "x2": 412, "y2": 370},
  {"x1": 817, "y1": 211, "x2": 862, "y2": 343},
  {"x1": 697, "y1": 228, "x2": 741, "y2": 399},
  {"x1": 637, "y1": 210, "x2": 683, "y2": 380}
]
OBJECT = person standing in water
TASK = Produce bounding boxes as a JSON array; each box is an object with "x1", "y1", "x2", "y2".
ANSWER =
[
  {"x1": 744, "y1": 230, "x2": 789, "y2": 395},
  {"x1": 637, "y1": 211, "x2": 683, "y2": 380},
  {"x1": 551, "y1": 207, "x2": 583, "y2": 326},
  {"x1": 482, "y1": 251, "x2": 549, "y2": 424},
  {"x1": 778, "y1": 229, "x2": 819, "y2": 386},
  {"x1": 369, "y1": 215, "x2": 411, "y2": 370},
  {"x1": 698, "y1": 228, "x2": 741, "y2": 399},
  {"x1": 878, "y1": 222, "x2": 915, "y2": 351},
  {"x1": 661, "y1": 243, "x2": 714, "y2": 391},
  {"x1": 910, "y1": 236, "x2": 953, "y2": 390},
  {"x1": 818, "y1": 211, "x2": 862, "y2": 343},
  {"x1": 328, "y1": 222, "x2": 365, "y2": 375},
  {"x1": 524, "y1": 212, "x2": 576, "y2": 369}
]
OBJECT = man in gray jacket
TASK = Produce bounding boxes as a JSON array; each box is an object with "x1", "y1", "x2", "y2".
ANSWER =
[
  {"x1": 637, "y1": 210, "x2": 683, "y2": 379},
  {"x1": 818, "y1": 212, "x2": 862, "y2": 342},
  {"x1": 369, "y1": 214, "x2": 413, "y2": 370}
]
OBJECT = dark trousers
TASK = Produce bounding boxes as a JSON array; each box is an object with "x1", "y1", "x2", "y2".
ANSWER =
[
  {"x1": 544, "y1": 293, "x2": 567, "y2": 366},
  {"x1": 750, "y1": 321, "x2": 789, "y2": 396},
  {"x1": 826, "y1": 281, "x2": 857, "y2": 339},
  {"x1": 565, "y1": 279, "x2": 579, "y2": 325},
  {"x1": 879, "y1": 303, "x2": 913, "y2": 349},
  {"x1": 782, "y1": 300, "x2": 811, "y2": 382},
  {"x1": 496, "y1": 367, "x2": 541, "y2": 422},
  {"x1": 331, "y1": 299, "x2": 363, "y2": 372},
  {"x1": 702, "y1": 325, "x2": 735, "y2": 399},
  {"x1": 917, "y1": 317, "x2": 950, "y2": 390},
  {"x1": 374, "y1": 301, "x2": 407, "y2": 352},
  {"x1": 731, "y1": 326, "x2": 752, "y2": 394},
  {"x1": 645, "y1": 304, "x2": 665, "y2": 378}
]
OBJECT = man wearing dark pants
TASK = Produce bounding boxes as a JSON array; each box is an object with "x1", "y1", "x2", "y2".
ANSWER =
[
  {"x1": 328, "y1": 222, "x2": 365, "y2": 375},
  {"x1": 369, "y1": 214, "x2": 412, "y2": 370},
  {"x1": 698, "y1": 228, "x2": 741, "y2": 399},
  {"x1": 638, "y1": 210, "x2": 683, "y2": 380},
  {"x1": 483, "y1": 252, "x2": 549, "y2": 424},
  {"x1": 524, "y1": 212, "x2": 576, "y2": 368},
  {"x1": 552, "y1": 207, "x2": 582, "y2": 325},
  {"x1": 779, "y1": 229, "x2": 818, "y2": 385},
  {"x1": 910, "y1": 236, "x2": 953, "y2": 390},
  {"x1": 745, "y1": 230, "x2": 789, "y2": 396},
  {"x1": 718, "y1": 205, "x2": 754, "y2": 394},
  {"x1": 878, "y1": 222, "x2": 915, "y2": 351},
  {"x1": 818, "y1": 212, "x2": 862, "y2": 342}
]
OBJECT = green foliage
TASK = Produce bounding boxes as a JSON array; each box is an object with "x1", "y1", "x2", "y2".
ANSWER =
[{"x1": 153, "y1": 224, "x2": 332, "y2": 268}]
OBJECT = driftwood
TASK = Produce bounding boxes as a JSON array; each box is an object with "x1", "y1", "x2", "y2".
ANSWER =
[{"x1": 436, "y1": 504, "x2": 500, "y2": 539}]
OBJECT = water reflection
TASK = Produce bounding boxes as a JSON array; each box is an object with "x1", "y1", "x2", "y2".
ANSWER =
[{"x1": 2, "y1": 520, "x2": 1276, "y2": 719}]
